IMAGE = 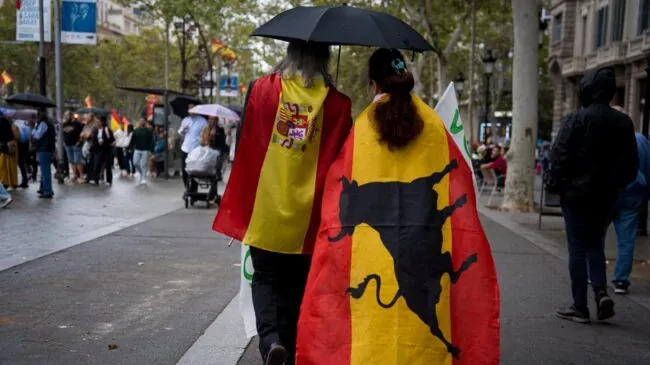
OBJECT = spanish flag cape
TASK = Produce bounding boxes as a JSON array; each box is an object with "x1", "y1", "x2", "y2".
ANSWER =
[
  {"x1": 213, "y1": 73, "x2": 352, "y2": 254},
  {"x1": 296, "y1": 93, "x2": 500, "y2": 365}
]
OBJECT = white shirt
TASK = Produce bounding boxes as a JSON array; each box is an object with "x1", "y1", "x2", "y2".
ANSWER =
[{"x1": 179, "y1": 115, "x2": 208, "y2": 153}]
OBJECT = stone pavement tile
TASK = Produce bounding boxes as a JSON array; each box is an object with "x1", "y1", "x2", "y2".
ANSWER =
[
  {"x1": 0, "y1": 176, "x2": 190, "y2": 272},
  {"x1": 237, "y1": 214, "x2": 650, "y2": 365},
  {"x1": 0, "y1": 209, "x2": 238, "y2": 365}
]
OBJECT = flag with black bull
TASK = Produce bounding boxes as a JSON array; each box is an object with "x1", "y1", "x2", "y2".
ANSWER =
[{"x1": 296, "y1": 84, "x2": 500, "y2": 365}]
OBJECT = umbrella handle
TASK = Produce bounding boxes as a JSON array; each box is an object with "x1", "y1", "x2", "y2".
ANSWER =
[{"x1": 335, "y1": 45, "x2": 341, "y2": 85}]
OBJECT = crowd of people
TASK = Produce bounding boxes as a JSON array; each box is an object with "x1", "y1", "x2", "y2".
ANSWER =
[{"x1": 0, "y1": 103, "x2": 235, "y2": 209}]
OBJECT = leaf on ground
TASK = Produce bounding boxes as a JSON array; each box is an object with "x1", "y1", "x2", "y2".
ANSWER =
[{"x1": 108, "y1": 344, "x2": 119, "y2": 350}]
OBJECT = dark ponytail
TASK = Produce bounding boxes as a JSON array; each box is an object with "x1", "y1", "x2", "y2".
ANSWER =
[{"x1": 368, "y1": 49, "x2": 423, "y2": 150}]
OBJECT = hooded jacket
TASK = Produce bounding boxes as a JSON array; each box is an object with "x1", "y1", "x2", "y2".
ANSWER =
[{"x1": 548, "y1": 67, "x2": 638, "y2": 198}]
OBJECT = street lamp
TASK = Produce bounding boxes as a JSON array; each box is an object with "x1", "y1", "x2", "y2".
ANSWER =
[
  {"x1": 454, "y1": 72, "x2": 466, "y2": 99},
  {"x1": 539, "y1": 12, "x2": 549, "y2": 48},
  {"x1": 482, "y1": 49, "x2": 497, "y2": 143}
]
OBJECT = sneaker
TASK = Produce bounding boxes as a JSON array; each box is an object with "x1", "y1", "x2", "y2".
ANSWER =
[
  {"x1": 596, "y1": 290, "x2": 615, "y2": 320},
  {"x1": 613, "y1": 281, "x2": 629, "y2": 295},
  {"x1": 38, "y1": 193, "x2": 54, "y2": 199},
  {"x1": 139, "y1": 180, "x2": 147, "y2": 185},
  {"x1": 264, "y1": 343, "x2": 287, "y2": 365},
  {"x1": 0, "y1": 198, "x2": 13, "y2": 209},
  {"x1": 556, "y1": 305, "x2": 590, "y2": 324}
]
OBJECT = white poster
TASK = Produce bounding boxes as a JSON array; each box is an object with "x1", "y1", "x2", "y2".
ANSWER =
[
  {"x1": 16, "y1": 0, "x2": 52, "y2": 42},
  {"x1": 434, "y1": 82, "x2": 478, "y2": 191},
  {"x1": 239, "y1": 243, "x2": 257, "y2": 339}
]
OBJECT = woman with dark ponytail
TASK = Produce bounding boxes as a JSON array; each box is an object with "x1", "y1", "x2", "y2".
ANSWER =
[
  {"x1": 368, "y1": 48, "x2": 423, "y2": 150},
  {"x1": 297, "y1": 48, "x2": 500, "y2": 365}
]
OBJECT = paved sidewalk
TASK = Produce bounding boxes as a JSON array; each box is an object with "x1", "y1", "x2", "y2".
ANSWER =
[
  {"x1": 237, "y1": 213, "x2": 650, "y2": 365},
  {"x1": 0, "y1": 208, "x2": 238, "y2": 365},
  {"x1": 479, "y1": 185, "x2": 650, "y2": 311},
  {"x1": 0, "y1": 176, "x2": 187, "y2": 271}
]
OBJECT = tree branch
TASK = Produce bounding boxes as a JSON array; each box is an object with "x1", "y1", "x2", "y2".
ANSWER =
[{"x1": 442, "y1": 6, "x2": 473, "y2": 58}]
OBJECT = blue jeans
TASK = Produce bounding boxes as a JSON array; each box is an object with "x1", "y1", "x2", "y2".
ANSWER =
[
  {"x1": 612, "y1": 192, "x2": 643, "y2": 283},
  {"x1": 38, "y1": 151, "x2": 53, "y2": 195},
  {"x1": 65, "y1": 145, "x2": 83, "y2": 165},
  {"x1": 133, "y1": 150, "x2": 149, "y2": 182},
  {"x1": 0, "y1": 183, "x2": 10, "y2": 201},
  {"x1": 561, "y1": 194, "x2": 616, "y2": 313}
]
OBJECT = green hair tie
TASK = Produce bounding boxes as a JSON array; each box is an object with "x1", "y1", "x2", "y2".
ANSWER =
[{"x1": 391, "y1": 59, "x2": 407, "y2": 74}]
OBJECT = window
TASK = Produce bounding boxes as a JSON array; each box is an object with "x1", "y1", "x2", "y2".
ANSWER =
[
  {"x1": 595, "y1": 6, "x2": 609, "y2": 49},
  {"x1": 553, "y1": 13, "x2": 563, "y2": 42},
  {"x1": 612, "y1": 0, "x2": 625, "y2": 41},
  {"x1": 641, "y1": 0, "x2": 650, "y2": 33}
]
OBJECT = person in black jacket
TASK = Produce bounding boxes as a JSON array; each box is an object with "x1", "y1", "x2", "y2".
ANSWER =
[
  {"x1": 30, "y1": 109, "x2": 56, "y2": 198},
  {"x1": 90, "y1": 116, "x2": 115, "y2": 185},
  {"x1": 549, "y1": 67, "x2": 638, "y2": 324}
]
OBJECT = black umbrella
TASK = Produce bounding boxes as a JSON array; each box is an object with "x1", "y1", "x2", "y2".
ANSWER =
[
  {"x1": 77, "y1": 107, "x2": 111, "y2": 116},
  {"x1": 6, "y1": 93, "x2": 56, "y2": 108},
  {"x1": 170, "y1": 95, "x2": 203, "y2": 119},
  {"x1": 252, "y1": 5, "x2": 433, "y2": 52}
]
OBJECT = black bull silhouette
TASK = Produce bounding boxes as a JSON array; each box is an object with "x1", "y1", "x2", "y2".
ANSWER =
[{"x1": 328, "y1": 159, "x2": 478, "y2": 359}]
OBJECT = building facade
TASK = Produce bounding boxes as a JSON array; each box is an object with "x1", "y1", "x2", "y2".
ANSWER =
[
  {"x1": 548, "y1": 0, "x2": 650, "y2": 137},
  {"x1": 96, "y1": 0, "x2": 149, "y2": 40}
]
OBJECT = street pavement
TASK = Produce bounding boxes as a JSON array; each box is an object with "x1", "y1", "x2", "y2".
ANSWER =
[
  {"x1": 0, "y1": 175, "x2": 186, "y2": 272},
  {"x1": 2, "y1": 174, "x2": 650, "y2": 364}
]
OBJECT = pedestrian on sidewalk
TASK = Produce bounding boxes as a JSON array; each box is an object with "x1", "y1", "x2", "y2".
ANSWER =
[
  {"x1": 178, "y1": 108, "x2": 207, "y2": 194},
  {"x1": 30, "y1": 109, "x2": 56, "y2": 199},
  {"x1": 14, "y1": 118, "x2": 31, "y2": 188},
  {"x1": 608, "y1": 105, "x2": 650, "y2": 295},
  {"x1": 548, "y1": 67, "x2": 638, "y2": 323},
  {"x1": 212, "y1": 41, "x2": 352, "y2": 365},
  {"x1": 128, "y1": 119, "x2": 154, "y2": 185},
  {"x1": 62, "y1": 111, "x2": 85, "y2": 183}
]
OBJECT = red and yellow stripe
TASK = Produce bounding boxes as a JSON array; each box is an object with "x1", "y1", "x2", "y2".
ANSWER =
[{"x1": 296, "y1": 95, "x2": 499, "y2": 365}]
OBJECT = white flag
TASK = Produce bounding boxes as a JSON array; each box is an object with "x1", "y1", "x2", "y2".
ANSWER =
[
  {"x1": 239, "y1": 243, "x2": 257, "y2": 339},
  {"x1": 434, "y1": 82, "x2": 478, "y2": 190}
]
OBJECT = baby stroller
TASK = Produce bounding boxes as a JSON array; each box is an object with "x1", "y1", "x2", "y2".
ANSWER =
[{"x1": 184, "y1": 146, "x2": 221, "y2": 209}]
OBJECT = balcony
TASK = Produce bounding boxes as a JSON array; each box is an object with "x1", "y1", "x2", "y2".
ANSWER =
[
  {"x1": 561, "y1": 57, "x2": 586, "y2": 77},
  {"x1": 627, "y1": 32, "x2": 650, "y2": 59},
  {"x1": 585, "y1": 42, "x2": 628, "y2": 69}
]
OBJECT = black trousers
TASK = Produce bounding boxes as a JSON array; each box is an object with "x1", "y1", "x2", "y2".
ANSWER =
[
  {"x1": 115, "y1": 147, "x2": 126, "y2": 171},
  {"x1": 250, "y1": 247, "x2": 311, "y2": 365},
  {"x1": 91, "y1": 151, "x2": 113, "y2": 184},
  {"x1": 17, "y1": 142, "x2": 29, "y2": 186},
  {"x1": 181, "y1": 151, "x2": 197, "y2": 192},
  {"x1": 28, "y1": 150, "x2": 38, "y2": 181}
]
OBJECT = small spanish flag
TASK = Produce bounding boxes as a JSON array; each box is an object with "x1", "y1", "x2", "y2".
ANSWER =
[
  {"x1": 211, "y1": 40, "x2": 225, "y2": 54},
  {"x1": 296, "y1": 91, "x2": 499, "y2": 364},
  {"x1": 110, "y1": 109, "x2": 121, "y2": 131},
  {"x1": 221, "y1": 48, "x2": 237, "y2": 61},
  {"x1": 1, "y1": 71, "x2": 14, "y2": 85},
  {"x1": 84, "y1": 95, "x2": 93, "y2": 108}
]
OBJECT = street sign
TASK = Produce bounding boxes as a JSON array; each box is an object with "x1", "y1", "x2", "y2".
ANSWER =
[
  {"x1": 16, "y1": 0, "x2": 52, "y2": 42},
  {"x1": 219, "y1": 73, "x2": 239, "y2": 98},
  {"x1": 61, "y1": 0, "x2": 98, "y2": 45}
]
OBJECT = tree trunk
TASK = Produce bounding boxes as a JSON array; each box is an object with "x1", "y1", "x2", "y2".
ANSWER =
[
  {"x1": 406, "y1": 54, "x2": 425, "y2": 98},
  {"x1": 467, "y1": 0, "x2": 477, "y2": 142},
  {"x1": 501, "y1": 0, "x2": 539, "y2": 212},
  {"x1": 437, "y1": 55, "x2": 448, "y2": 100}
]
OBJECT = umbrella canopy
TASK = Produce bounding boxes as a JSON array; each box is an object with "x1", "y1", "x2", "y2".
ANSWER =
[
  {"x1": 0, "y1": 108, "x2": 37, "y2": 120},
  {"x1": 225, "y1": 104, "x2": 243, "y2": 118},
  {"x1": 189, "y1": 104, "x2": 240, "y2": 121},
  {"x1": 77, "y1": 107, "x2": 111, "y2": 116},
  {"x1": 5, "y1": 93, "x2": 56, "y2": 108},
  {"x1": 252, "y1": 5, "x2": 433, "y2": 52},
  {"x1": 171, "y1": 95, "x2": 203, "y2": 119}
]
